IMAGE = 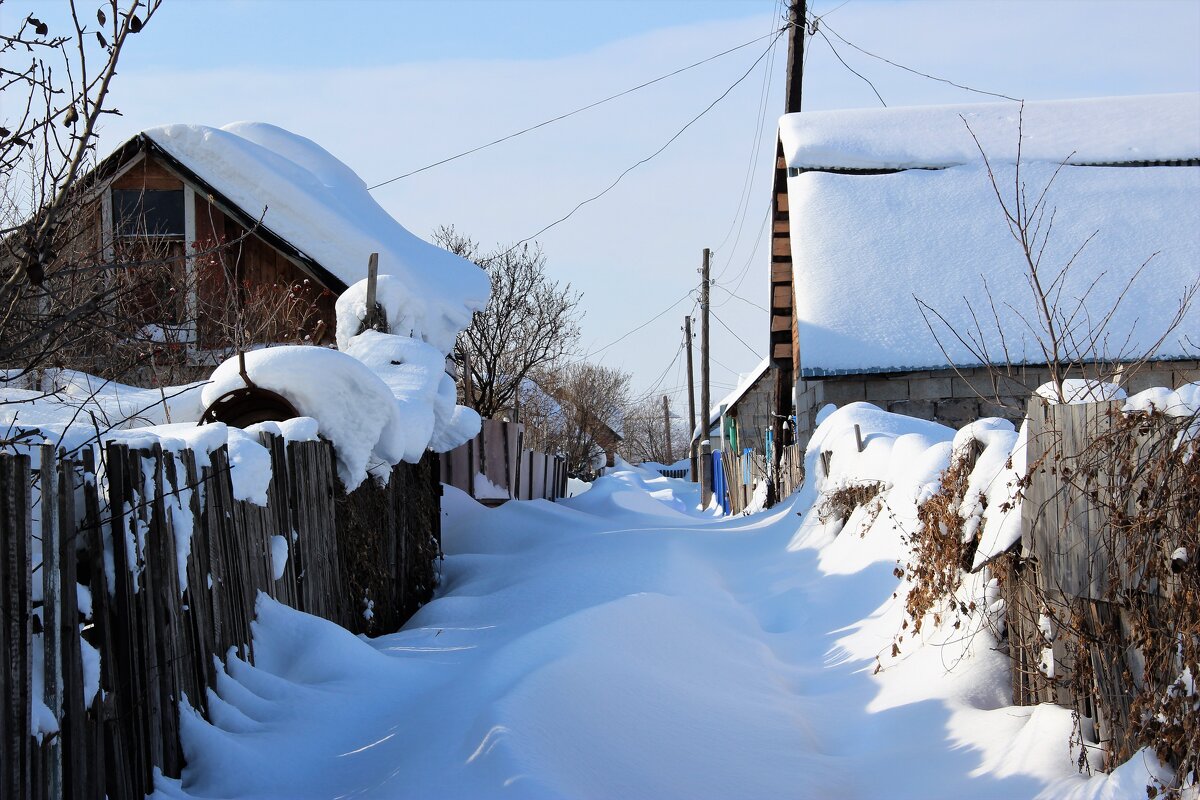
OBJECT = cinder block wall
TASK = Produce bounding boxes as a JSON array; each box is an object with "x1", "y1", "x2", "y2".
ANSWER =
[{"x1": 794, "y1": 360, "x2": 1200, "y2": 447}]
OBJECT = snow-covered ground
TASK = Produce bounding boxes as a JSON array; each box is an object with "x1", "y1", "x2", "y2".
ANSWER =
[{"x1": 150, "y1": 400, "x2": 1180, "y2": 799}]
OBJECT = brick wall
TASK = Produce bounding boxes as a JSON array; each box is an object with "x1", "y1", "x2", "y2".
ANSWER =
[{"x1": 793, "y1": 360, "x2": 1200, "y2": 447}]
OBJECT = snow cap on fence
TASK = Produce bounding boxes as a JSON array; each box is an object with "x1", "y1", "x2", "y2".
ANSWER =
[{"x1": 202, "y1": 346, "x2": 400, "y2": 490}]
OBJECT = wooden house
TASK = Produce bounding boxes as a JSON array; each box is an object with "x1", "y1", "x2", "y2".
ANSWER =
[
  {"x1": 33, "y1": 122, "x2": 476, "y2": 382},
  {"x1": 695, "y1": 358, "x2": 772, "y2": 456},
  {"x1": 769, "y1": 94, "x2": 1200, "y2": 448}
]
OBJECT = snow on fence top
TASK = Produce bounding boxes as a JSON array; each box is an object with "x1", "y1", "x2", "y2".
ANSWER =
[
  {"x1": 784, "y1": 95, "x2": 1200, "y2": 377},
  {"x1": 144, "y1": 122, "x2": 490, "y2": 354},
  {"x1": 780, "y1": 93, "x2": 1200, "y2": 170}
]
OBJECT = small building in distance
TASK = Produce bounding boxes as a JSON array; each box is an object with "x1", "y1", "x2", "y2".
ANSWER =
[{"x1": 769, "y1": 93, "x2": 1200, "y2": 448}]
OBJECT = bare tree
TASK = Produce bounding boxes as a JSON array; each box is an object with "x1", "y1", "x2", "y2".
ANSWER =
[
  {"x1": 1, "y1": 0, "x2": 165, "y2": 379},
  {"x1": 524, "y1": 361, "x2": 628, "y2": 478},
  {"x1": 433, "y1": 225, "x2": 582, "y2": 419},
  {"x1": 916, "y1": 107, "x2": 1198, "y2": 408},
  {"x1": 619, "y1": 395, "x2": 689, "y2": 465}
]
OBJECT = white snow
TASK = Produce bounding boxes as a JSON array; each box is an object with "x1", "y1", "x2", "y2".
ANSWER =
[
  {"x1": 143, "y1": 123, "x2": 490, "y2": 354},
  {"x1": 151, "y1": 400, "x2": 1176, "y2": 800},
  {"x1": 1034, "y1": 379, "x2": 1127, "y2": 405},
  {"x1": 269, "y1": 535, "x2": 289, "y2": 582},
  {"x1": 780, "y1": 93, "x2": 1200, "y2": 170},
  {"x1": 200, "y1": 346, "x2": 401, "y2": 491},
  {"x1": 339, "y1": 328, "x2": 480, "y2": 462},
  {"x1": 789, "y1": 160, "x2": 1200, "y2": 375}
]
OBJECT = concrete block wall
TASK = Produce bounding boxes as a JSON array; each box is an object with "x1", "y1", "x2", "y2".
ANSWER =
[{"x1": 794, "y1": 360, "x2": 1200, "y2": 447}]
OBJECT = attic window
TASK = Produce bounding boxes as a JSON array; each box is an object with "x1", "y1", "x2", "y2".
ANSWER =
[{"x1": 112, "y1": 188, "x2": 185, "y2": 237}]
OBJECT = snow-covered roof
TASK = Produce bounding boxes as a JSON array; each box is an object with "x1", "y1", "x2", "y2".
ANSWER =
[
  {"x1": 693, "y1": 357, "x2": 770, "y2": 441},
  {"x1": 785, "y1": 96, "x2": 1200, "y2": 377},
  {"x1": 133, "y1": 123, "x2": 490, "y2": 354},
  {"x1": 780, "y1": 93, "x2": 1200, "y2": 171}
]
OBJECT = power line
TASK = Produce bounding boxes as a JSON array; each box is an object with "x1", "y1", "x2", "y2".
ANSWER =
[
  {"x1": 585, "y1": 289, "x2": 696, "y2": 359},
  {"x1": 712, "y1": 5, "x2": 782, "y2": 280},
  {"x1": 711, "y1": 308, "x2": 762, "y2": 358},
  {"x1": 817, "y1": 17, "x2": 1021, "y2": 102},
  {"x1": 713, "y1": 283, "x2": 769, "y2": 314},
  {"x1": 366, "y1": 27, "x2": 786, "y2": 191},
  {"x1": 504, "y1": 27, "x2": 787, "y2": 254},
  {"x1": 813, "y1": 25, "x2": 886, "y2": 106},
  {"x1": 714, "y1": 203, "x2": 771, "y2": 304}
]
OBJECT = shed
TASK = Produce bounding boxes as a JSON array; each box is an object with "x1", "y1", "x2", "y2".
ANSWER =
[{"x1": 771, "y1": 93, "x2": 1200, "y2": 444}]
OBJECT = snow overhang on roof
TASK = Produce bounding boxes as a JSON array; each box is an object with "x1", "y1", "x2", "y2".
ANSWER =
[
  {"x1": 782, "y1": 94, "x2": 1200, "y2": 379},
  {"x1": 789, "y1": 162, "x2": 1200, "y2": 377},
  {"x1": 693, "y1": 357, "x2": 771, "y2": 441},
  {"x1": 116, "y1": 122, "x2": 489, "y2": 355},
  {"x1": 780, "y1": 93, "x2": 1200, "y2": 171}
]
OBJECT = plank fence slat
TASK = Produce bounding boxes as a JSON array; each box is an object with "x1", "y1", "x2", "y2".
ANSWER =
[
  {"x1": 57, "y1": 454, "x2": 86, "y2": 800},
  {"x1": 81, "y1": 447, "x2": 109, "y2": 800},
  {"x1": 40, "y1": 446, "x2": 64, "y2": 799},
  {"x1": 1, "y1": 453, "x2": 33, "y2": 800}
]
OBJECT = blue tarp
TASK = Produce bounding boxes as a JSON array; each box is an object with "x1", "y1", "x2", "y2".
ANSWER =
[{"x1": 711, "y1": 450, "x2": 732, "y2": 515}]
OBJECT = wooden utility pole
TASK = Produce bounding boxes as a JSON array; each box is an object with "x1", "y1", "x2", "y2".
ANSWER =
[
  {"x1": 700, "y1": 247, "x2": 712, "y2": 505},
  {"x1": 662, "y1": 395, "x2": 673, "y2": 464},
  {"x1": 685, "y1": 315, "x2": 697, "y2": 482},
  {"x1": 768, "y1": 1, "x2": 805, "y2": 506}
]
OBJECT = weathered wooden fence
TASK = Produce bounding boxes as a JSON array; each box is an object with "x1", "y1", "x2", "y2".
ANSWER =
[
  {"x1": 0, "y1": 435, "x2": 440, "y2": 799},
  {"x1": 440, "y1": 418, "x2": 567, "y2": 505},
  {"x1": 709, "y1": 443, "x2": 802, "y2": 515},
  {"x1": 1001, "y1": 397, "x2": 1196, "y2": 769}
]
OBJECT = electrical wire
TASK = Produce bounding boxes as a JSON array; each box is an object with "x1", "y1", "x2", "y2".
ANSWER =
[
  {"x1": 712, "y1": 3, "x2": 782, "y2": 279},
  {"x1": 367, "y1": 27, "x2": 786, "y2": 191},
  {"x1": 714, "y1": 203, "x2": 771, "y2": 304},
  {"x1": 711, "y1": 308, "x2": 762, "y2": 358},
  {"x1": 503, "y1": 27, "x2": 787, "y2": 255},
  {"x1": 585, "y1": 289, "x2": 696, "y2": 359},
  {"x1": 713, "y1": 284, "x2": 769, "y2": 313},
  {"x1": 813, "y1": 25, "x2": 887, "y2": 106},
  {"x1": 817, "y1": 17, "x2": 1021, "y2": 102}
]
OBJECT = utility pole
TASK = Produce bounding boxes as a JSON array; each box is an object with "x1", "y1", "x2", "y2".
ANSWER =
[
  {"x1": 662, "y1": 395, "x2": 673, "y2": 464},
  {"x1": 684, "y1": 315, "x2": 697, "y2": 482},
  {"x1": 768, "y1": 0, "x2": 806, "y2": 507},
  {"x1": 700, "y1": 247, "x2": 711, "y2": 506}
]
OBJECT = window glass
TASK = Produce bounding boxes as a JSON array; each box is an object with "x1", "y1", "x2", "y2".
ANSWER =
[{"x1": 112, "y1": 188, "x2": 185, "y2": 237}]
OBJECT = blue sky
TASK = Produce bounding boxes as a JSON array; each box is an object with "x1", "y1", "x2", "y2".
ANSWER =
[
  {"x1": 14, "y1": 0, "x2": 1200, "y2": 415},
  {"x1": 118, "y1": 0, "x2": 778, "y2": 67}
]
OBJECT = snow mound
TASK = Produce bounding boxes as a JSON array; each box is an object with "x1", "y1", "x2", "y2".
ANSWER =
[
  {"x1": 1034, "y1": 379, "x2": 1127, "y2": 404},
  {"x1": 201, "y1": 346, "x2": 398, "y2": 490},
  {"x1": 144, "y1": 122, "x2": 490, "y2": 354},
  {"x1": 1125, "y1": 381, "x2": 1200, "y2": 417},
  {"x1": 341, "y1": 330, "x2": 480, "y2": 463}
]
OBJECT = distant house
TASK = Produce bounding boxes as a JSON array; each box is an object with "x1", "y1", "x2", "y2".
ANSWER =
[
  {"x1": 35, "y1": 122, "x2": 482, "y2": 379},
  {"x1": 769, "y1": 93, "x2": 1200, "y2": 447},
  {"x1": 693, "y1": 357, "x2": 772, "y2": 455}
]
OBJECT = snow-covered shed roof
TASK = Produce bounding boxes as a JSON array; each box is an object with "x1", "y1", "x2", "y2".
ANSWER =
[
  {"x1": 98, "y1": 122, "x2": 490, "y2": 354},
  {"x1": 782, "y1": 95, "x2": 1200, "y2": 377}
]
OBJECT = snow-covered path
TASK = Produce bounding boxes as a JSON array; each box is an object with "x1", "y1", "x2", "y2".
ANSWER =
[{"x1": 155, "y1": 460, "x2": 1136, "y2": 799}]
